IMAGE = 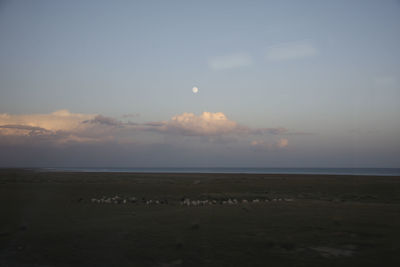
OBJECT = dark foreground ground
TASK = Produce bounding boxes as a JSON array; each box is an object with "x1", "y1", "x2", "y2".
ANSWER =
[{"x1": 1, "y1": 170, "x2": 400, "y2": 267}]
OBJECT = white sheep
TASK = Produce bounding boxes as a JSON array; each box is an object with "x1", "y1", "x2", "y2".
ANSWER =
[{"x1": 182, "y1": 198, "x2": 191, "y2": 206}]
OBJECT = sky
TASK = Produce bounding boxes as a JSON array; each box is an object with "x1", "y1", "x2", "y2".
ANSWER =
[{"x1": 0, "y1": 0, "x2": 399, "y2": 168}]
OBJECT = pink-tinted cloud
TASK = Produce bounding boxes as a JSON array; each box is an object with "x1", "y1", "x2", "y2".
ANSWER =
[
  {"x1": 276, "y1": 138, "x2": 289, "y2": 148},
  {"x1": 152, "y1": 112, "x2": 241, "y2": 136},
  {"x1": 140, "y1": 112, "x2": 293, "y2": 137},
  {"x1": 0, "y1": 110, "x2": 115, "y2": 144},
  {"x1": 0, "y1": 110, "x2": 296, "y2": 146},
  {"x1": 0, "y1": 110, "x2": 95, "y2": 134}
]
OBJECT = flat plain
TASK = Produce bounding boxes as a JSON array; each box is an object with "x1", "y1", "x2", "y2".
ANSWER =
[{"x1": 1, "y1": 169, "x2": 400, "y2": 266}]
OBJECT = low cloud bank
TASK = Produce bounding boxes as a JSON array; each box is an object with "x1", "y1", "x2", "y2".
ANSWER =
[{"x1": 0, "y1": 110, "x2": 294, "y2": 148}]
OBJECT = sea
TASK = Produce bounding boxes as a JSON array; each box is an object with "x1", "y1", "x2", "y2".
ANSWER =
[{"x1": 41, "y1": 167, "x2": 400, "y2": 176}]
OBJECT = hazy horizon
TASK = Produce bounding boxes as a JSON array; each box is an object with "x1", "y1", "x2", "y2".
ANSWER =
[{"x1": 1, "y1": 0, "x2": 399, "y2": 168}]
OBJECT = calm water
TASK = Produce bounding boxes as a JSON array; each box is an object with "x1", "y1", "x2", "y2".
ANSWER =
[{"x1": 42, "y1": 167, "x2": 400, "y2": 176}]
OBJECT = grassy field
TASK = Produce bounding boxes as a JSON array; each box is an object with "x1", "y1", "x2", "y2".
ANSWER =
[{"x1": 1, "y1": 169, "x2": 400, "y2": 266}]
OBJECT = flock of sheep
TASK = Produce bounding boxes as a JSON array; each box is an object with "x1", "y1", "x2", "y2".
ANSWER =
[
  {"x1": 180, "y1": 198, "x2": 294, "y2": 206},
  {"x1": 90, "y1": 195, "x2": 294, "y2": 206}
]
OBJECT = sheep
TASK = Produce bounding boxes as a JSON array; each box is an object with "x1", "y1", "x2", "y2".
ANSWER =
[
  {"x1": 90, "y1": 195, "x2": 296, "y2": 207},
  {"x1": 182, "y1": 198, "x2": 191, "y2": 206}
]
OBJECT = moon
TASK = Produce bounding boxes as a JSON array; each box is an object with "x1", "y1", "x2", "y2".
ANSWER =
[{"x1": 192, "y1": 86, "x2": 199, "y2": 94}]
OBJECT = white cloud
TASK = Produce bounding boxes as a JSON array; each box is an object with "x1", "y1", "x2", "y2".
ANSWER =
[
  {"x1": 266, "y1": 40, "x2": 317, "y2": 61},
  {"x1": 208, "y1": 53, "x2": 253, "y2": 70}
]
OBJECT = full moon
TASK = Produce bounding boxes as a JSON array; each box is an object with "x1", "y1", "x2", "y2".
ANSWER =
[{"x1": 192, "y1": 86, "x2": 199, "y2": 94}]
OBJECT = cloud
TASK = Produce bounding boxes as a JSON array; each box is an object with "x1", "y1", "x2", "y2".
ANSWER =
[
  {"x1": 276, "y1": 138, "x2": 289, "y2": 148},
  {"x1": 208, "y1": 53, "x2": 253, "y2": 70},
  {"x1": 83, "y1": 115, "x2": 121, "y2": 126},
  {"x1": 0, "y1": 109, "x2": 94, "y2": 133},
  {"x1": 161, "y1": 112, "x2": 240, "y2": 136},
  {"x1": 0, "y1": 110, "x2": 296, "y2": 146},
  {"x1": 0, "y1": 125, "x2": 52, "y2": 136},
  {"x1": 139, "y1": 112, "x2": 291, "y2": 137},
  {"x1": 139, "y1": 112, "x2": 296, "y2": 138},
  {"x1": 0, "y1": 110, "x2": 116, "y2": 144},
  {"x1": 266, "y1": 40, "x2": 317, "y2": 61}
]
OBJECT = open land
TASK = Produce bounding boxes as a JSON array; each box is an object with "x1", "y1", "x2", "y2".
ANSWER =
[{"x1": 1, "y1": 169, "x2": 400, "y2": 266}]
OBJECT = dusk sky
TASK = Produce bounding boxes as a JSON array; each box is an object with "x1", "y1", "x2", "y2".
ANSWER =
[{"x1": 0, "y1": 0, "x2": 399, "y2": 167}]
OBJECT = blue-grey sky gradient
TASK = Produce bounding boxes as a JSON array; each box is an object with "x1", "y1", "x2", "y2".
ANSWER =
[{"x1": 0, "y1": 0, "x2": 399, "y2": 167}]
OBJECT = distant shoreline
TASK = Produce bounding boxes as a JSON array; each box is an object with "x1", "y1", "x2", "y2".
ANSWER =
[{"x1": 1, "y1": 167, "x2": 399, "y2": 176}]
